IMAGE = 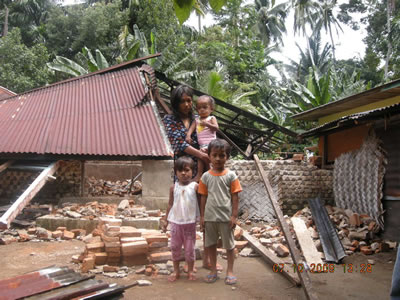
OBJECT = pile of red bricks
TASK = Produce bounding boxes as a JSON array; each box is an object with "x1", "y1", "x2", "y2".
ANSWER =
[{"x1": 74, "y1": 217, "x2": 171, "y2": 273}]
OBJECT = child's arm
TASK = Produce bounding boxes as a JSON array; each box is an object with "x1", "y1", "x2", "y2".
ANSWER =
[
  {"x1": 185, "y1": 121, "x2": 196, "y2": 144},
  {"x1": 200, "y1": 116, "x2": 219, "y2": 132},
  {"x1": 200, "y1": 194, "x2": 207, "y2": 232},
  {"x1": 229, "y1": 192, "x2": 239, "y2": 229},
  {"x1": 162, "y1": 184, "x2": 174, "y2": 232}
]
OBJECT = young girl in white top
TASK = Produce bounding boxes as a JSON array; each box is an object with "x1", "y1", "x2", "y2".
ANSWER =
[
  {"x1": 186, "y1": 95, "x2": 219, "y2": 175},
  {"x1": 163, "y1": 156, "x2": 200, "y2": 282}
]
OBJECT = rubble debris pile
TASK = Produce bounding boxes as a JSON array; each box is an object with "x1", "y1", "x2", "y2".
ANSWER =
[
  {"x1": 87, "y1": 177, "x2": 142, "y2": 197},
  {"x1": 243, "y1": 205, "x2": 397, "y2": 263}
]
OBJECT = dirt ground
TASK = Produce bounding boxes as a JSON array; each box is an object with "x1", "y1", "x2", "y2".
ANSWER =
[{"x1": 0, "y1": 240, "x2": 395, "y2": 299}]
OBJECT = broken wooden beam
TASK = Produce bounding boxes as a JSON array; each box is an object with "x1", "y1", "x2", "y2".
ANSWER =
[
  {"x1": 239, "y1": 225, "x2": 300, "y2": 286},
  {"x1": 253, "y1": 154, "x2": 319, "y2": 300},
  {"x1": 291, "y1": 217, "x2": 323, "y2": 266},
  {"x1": 0, "y1": 160, "x2": 14, "y2": 174},
  {"x1": 0, "y1": 161, "x2": 59, "y2": 230}
]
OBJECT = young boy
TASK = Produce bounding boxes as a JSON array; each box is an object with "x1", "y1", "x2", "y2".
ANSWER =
[{"x1": 198, "y1": 138, "x2": 242, "y2": 285}]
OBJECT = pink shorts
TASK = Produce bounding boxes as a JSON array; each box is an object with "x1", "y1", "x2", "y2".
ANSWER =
[{"x1": 170, "y1": 222, "x2": 196, "y2": 262}]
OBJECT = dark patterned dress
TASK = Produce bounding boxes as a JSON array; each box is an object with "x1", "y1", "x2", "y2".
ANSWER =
[{"x1": 162, "y1": 114, "x2": 199, "y2": 179}]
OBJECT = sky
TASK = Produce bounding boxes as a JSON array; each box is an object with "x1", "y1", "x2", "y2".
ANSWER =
[{"x1": 186, "y1": 1, "x2": 367, "y2": 76}]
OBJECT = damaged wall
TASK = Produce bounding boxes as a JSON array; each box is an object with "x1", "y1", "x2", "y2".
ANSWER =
[
  {"x1": 0, "y1": 160, "x2": 82, "y2": 205},
  {"x1": 227, "y1": 160, "x2": 333, "y2": 219}
]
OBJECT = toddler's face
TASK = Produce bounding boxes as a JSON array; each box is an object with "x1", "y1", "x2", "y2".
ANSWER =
[
  {"x1": 176, "y1": 164, "x2": 193, "y2": 185},
  {"x1": 196, "y1": 98, "x2": 212, "y2": 118}
]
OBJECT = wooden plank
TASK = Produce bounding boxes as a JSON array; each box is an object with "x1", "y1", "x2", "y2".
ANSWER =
[
  {"x1": 0, "y1": 161, "x2": 59, "y2": 230},
  {"x1": 0, "y1": 160, "x2": 14, "y2": 174},
  {"x1": 239, "y1": 226, "x2": 300, "y2": 286},
  {"x1": 253, "y1": 154, "x2": 319, "y2": 300},
  {"x1": 291, "y1": 217, "x2": 323, "y2": 266}
]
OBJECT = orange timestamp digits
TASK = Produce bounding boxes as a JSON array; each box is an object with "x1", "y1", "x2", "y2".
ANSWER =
[{"x1": 272, "y1": 263, "x2": 373, "y2": 273}]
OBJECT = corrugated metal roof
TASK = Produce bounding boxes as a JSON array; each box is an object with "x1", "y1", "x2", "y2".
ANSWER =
[
  {"x1": 0, "y1": 86, "x2": 16, "y2": 101},
  {"x1": 300, "y1": 102, "x2": 400, "y2": 138},
  {"x1": 0, "y1": 60, "x2": 172, "y2": 159},
  {"x1": 292, "y1": 79, "x2": 400, "y2": 121}
]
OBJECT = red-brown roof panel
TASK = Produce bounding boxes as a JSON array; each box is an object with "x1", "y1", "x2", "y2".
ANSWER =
[{"x1": 0, "y1": 65, "x2": 172, "y2": 158}]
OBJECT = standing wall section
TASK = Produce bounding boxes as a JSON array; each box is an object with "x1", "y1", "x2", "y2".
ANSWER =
[{"x1": 228, "y1": 159, "x2": 333, "y2": 217}]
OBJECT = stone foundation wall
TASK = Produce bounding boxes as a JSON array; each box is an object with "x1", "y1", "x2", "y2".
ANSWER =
[
  {"x1": 227, "y1": 159, "x2": 333, "y2": 216},
  {"x1": 0, "y1": 160, "x2": 82, "y2": 205}
]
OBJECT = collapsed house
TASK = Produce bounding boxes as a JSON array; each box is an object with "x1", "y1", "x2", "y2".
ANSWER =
[
  {"x1": 0, "y1": 55, "x2": 175, "y2": 229},
  {"x1": 293, "y1": 79, "x2": 400, "y2": 241}
]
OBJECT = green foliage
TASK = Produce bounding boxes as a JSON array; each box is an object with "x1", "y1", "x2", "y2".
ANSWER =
[
  {"x1": 0, "y1": 28, "x2": 51, "y2": 93},
  {"x1": 45, "y1": 1, "x2": 128, "y2": 62},
  {"x1": 47, "y1": 47, "x2": 110, "y2": 77},
  {"x1": 172, "y1": 0, "x2": 227, "y2": 24}
]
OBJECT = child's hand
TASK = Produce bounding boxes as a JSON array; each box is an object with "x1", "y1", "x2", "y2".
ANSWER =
[
  {"x1": 229, "y1": 216, "x2": 237, "y2": 229},
  {"x1": 161, "y1": 219, "x2": 168, "y2": 232},
  {"x1": 185, "y1": 136, "x2": 192, "y2": 144},
  {"x1": 200, "y1": 217, "x2": 205, "y2": 232}
]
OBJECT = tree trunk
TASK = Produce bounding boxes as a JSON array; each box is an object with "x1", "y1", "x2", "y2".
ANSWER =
[
  {"x1": 384, "y1": 0, "x2": 394, "y2": 80},
  {"x1": 2, "y1": 4, "x2": 9, "y2": 37},
  {"x1": 329, "y1": 26, "x2": 336, "y2": 61}
]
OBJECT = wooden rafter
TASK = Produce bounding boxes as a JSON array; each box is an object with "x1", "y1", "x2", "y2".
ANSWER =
[
  {"x1": 0, "y1": 160, "x2": 14, "y2": 174},
  {"x1": 0, "y1": 161, "x2": 59, "y2": 230},
  {"x1": 253, "y1": 155, "x2": 318, "y2": 300}
]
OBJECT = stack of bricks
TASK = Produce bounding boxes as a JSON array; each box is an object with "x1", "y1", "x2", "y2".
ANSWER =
[
  {"x1": 144, "y1": 232, "x2": 170, "y2": 263},
  {"x1": 76, "y1": 218, "x2": 171, "y2": 272},
  {"x1": 100, "y1": 217, "x2": 122, "y2": 265}
]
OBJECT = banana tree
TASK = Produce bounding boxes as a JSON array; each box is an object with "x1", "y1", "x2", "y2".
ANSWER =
[
  {"x1": 47, "y1": 46, "x2": 109, "y2": 77},
  {"x1": 282, "y1": 67, "x2": 332, "y2": 114}
]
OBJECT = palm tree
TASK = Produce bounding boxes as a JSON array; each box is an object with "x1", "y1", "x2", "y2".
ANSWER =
[
  {"x1": 285, "y1": 31, "x2": 332, "y2": 83},
  {"x1": 291, "y1": 0, "x2": 319, "y2": 36},
  {"x1": 314, "y1": 0, "x2": 343, "y2": 61},
  {"x1": 384, "y1": 0, "x2": 395, "y2": 80},
  {"x1": 0, "y1": 0, "x2": 13, "y2": 36},
  {"x1": 255, "y1": 0, "x2": 288, "y2": 47},
  {"x1": 192, "y1": 0, "x2": 210, "y2": 33}
]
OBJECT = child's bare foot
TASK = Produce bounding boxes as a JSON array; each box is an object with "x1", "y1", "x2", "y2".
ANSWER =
[
  {"x1": 183, "y1": 264, "x2": 197, "y2": 273},
  {"x1": 188, "y1": 272, "x2": 196, "y2": 281},
  {"x1": 168, "y1": 272, "x2": 180, "y2": 282}
]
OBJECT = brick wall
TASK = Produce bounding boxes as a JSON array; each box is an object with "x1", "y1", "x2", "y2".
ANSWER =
[
  {"x1": 227, "y1": 159, "x2": 333, "y2": 216},
  {"x1": 0, "y1": 160, "x2": 82, "y2": 205}
]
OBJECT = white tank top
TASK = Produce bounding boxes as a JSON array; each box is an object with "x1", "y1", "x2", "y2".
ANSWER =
[{"x1": 168, "y1": 181, "x2": 199, "y2": 224}]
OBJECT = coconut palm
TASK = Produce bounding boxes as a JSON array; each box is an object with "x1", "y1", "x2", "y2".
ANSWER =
[
  {"x1": 291, "y1": 0, "x2": 319, "y2": 36},
  {"x1": 285, "y1": 31, "x2": 332, "y2": 83},
  {"x1": 314, "y1": 0, "x2": 343, "y2": 61},
  {"x1": 0, "y1": 0, "x2": 13, "y2": 36},
  {"x1": 255, "y1": 0, "x2": 288, "y2": 47}
]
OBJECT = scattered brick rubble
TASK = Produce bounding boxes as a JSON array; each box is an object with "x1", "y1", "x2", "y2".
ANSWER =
[
  {"x1": 87, "y1": 177, "x2": 142, "y2": 197},
  {"x1": 244, "y1": 205, "x2": 397, "y2": 261},
  {"x1": 1, "y1": 199, "x2": 397, "y2": 280},
  {"x1": 72, "y1": 216, "x2": 249, "y2": 276}
]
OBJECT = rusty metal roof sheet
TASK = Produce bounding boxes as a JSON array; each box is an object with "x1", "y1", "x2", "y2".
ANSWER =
[
  {"x1": 0, "y1": 59, "x2": 172, "y2": 159},
  {"x1": 300, "y1": 102, "x2": 400, "y2": 138},
  {"x1": 0, "y1": 86, "x2": 16, "y2": 101},
  {"x1": 293, "y1": 79, "x2": 400, "y2": 121},
  {"x1": 0, "y1": 265, "x2": 132, "y2": 300}
]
